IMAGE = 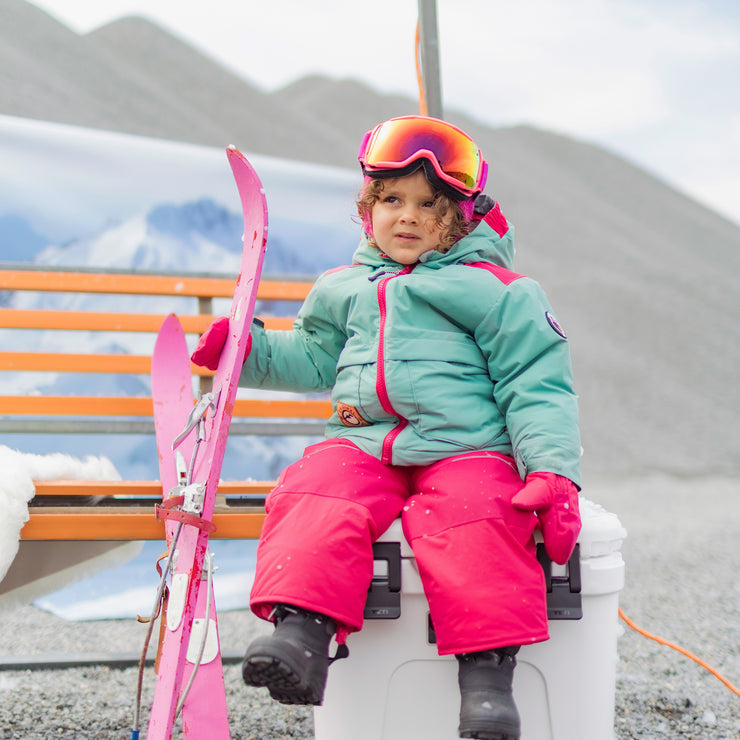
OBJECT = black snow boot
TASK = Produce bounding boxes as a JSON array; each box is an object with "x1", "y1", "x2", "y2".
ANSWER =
[
  {"x1": 456, "y1": 646, "x2": 521, "y2": 740},
  {"x1": 241, "y1": 604, "x2": 341, "y2": 705}
]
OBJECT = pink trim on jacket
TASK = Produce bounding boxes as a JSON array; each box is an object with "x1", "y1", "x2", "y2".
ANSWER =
[
  {"x1": 376, "y1": 266, "x2": 414, "y2": 464},
  {"x1": 323, "y1": 264, "x2": 355, "y2": 275},
  {"x1": 482, "y1": 201, "x2": 509, "y2": 237},
  {"x1": 465, "y1": 261, "x2": 524, "y2": 286}
]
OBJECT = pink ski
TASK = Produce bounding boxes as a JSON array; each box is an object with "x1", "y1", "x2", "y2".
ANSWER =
[
  {"x1": 144, "y1": 147, "x2": 269, "y2": 739},
  {"x1": 147, "y1": 313, "x2": 230, "y2": 738}
]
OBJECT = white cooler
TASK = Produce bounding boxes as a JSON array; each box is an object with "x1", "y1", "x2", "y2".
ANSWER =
[{"x1": 314, "y1": 498, "x2": 626, "y2": 740}]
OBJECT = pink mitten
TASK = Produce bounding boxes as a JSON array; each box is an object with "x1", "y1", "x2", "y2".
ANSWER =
[
  {"x1": 190, "y1": 316, "x2": 229, "y2": 371},
  {"x1": 512, "y1": 472, "x2": 581, "y2": 564}
]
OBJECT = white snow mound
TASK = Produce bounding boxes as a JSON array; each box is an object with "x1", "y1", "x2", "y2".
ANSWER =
[{"x1": 0, "y1": 445, "x2": 121, "y2": 582}]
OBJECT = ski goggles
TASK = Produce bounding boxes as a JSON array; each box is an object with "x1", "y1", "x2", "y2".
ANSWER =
[{"x1": 358, "y1": 116, "x2": 487, "y2": 199}]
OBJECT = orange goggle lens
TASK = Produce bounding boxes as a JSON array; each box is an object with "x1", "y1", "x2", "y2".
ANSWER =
[{"x1": 358, "y1": 116, "x2": 486, "y2": 195}]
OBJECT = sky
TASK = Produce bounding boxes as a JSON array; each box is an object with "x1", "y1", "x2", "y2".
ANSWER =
[{"x1": 28, "y1": 0, "x2": 740, "y2": 227}]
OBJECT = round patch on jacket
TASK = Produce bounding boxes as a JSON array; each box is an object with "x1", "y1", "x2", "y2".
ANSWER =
[
  {"x1": 545, "y1": 311, "x2": 567, "y2": 339},
  {"x1": 337, "y1": 401, "x2": 372, "y2": 427}
]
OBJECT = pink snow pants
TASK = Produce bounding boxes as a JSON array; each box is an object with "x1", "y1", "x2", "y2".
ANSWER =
[{"x1": 250, "y1": 439, "x2": 549, "y2": 655}]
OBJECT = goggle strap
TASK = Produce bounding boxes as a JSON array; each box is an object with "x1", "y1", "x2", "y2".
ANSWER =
[
  {"x1": 357, "y1": 130, "x2": 371, "y2": 163},
  {"x1": 479, "y1": 160, "x2": 489, "y2": 194}
]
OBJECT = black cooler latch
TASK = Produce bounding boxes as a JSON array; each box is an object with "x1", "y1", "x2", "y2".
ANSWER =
[
  {"x1": 537, "y1": 543, "x2": 582, "y2": 620},
  {"x1": 364, "y1": 542, "x2": 402, "y2": 619}
]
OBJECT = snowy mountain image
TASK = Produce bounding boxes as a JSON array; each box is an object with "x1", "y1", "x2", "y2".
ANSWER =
[
  {"x1": 32, "y1": 197, "x2": 358, "y2": 279},
  {"x1": 37, "y1": 199, "x2": 244, "y2": 275}
]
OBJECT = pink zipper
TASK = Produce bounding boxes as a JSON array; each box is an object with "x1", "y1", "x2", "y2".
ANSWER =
[{"x1": 376, "y1": 266, "x2": 413, "y2": 464}]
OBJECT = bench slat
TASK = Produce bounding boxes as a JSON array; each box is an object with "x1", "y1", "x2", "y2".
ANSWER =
[
  {"x1": 0, "y1": 308, "x2": 294, "y2": 332},
  {"x1": 1, "y1": 351, "x2": 157, "y2": 374},
  {"x1": 0, "y1": 351, "x2": 213, "y2": 375},
  {"x1": 0, "y1": 270, "x2": 312, "y2": 301},
  {"x1": 31, "y1": 480, "x2": 275, "y2": 496},
  {"x1": 0, "y1": 395, "x2": 332, "y2": 418},
  {"x1": 20, "y1": 507, "x2": 267, "y2": 540},
  {"x1": 0, "y1": 308, "x2": 211, "y2": 333}
]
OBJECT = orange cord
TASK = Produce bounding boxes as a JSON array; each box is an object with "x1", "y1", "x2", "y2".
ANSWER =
[
  {"x1": 619, "y1": 607, "x2": 740, "y2": 699},
  {"x1": 415, "y1": 21, "x2": 427, "y2": 115}
]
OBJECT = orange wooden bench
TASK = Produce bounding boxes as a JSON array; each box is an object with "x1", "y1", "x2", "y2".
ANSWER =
[{"x1": 0, "y1": 266, "x2": 328, "y2": 542}]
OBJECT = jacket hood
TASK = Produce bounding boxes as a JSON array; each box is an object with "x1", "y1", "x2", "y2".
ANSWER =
[{"x1": 352, "y1": 216, "x2": 516, "y2": 272}]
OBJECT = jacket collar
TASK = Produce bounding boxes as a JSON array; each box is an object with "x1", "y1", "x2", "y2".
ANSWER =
[{"x1": 351, "y1": 216, "x2": 515, "y2": 272}]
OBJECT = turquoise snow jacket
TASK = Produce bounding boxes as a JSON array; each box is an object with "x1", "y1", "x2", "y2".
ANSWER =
[{"x1": 240, "y1": 206, "x2": 582, "y2": 487}]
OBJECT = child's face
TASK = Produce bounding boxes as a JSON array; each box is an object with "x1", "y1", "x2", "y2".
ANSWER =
[{"x1": 370, "y1": 170, "x2": 449, "y2": 264}]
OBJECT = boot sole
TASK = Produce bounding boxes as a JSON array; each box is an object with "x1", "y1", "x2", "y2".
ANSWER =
[
  {"x1": 459, "y1": 725, "x2": 519, "y2": 740},
  {"x1": 242, "y1": 642, "x2": 325, "y2": 705}
]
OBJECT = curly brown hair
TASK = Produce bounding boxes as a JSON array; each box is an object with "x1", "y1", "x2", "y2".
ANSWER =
[{"x1": 356, "y1": 177, "x2": 470, "y2": 252}]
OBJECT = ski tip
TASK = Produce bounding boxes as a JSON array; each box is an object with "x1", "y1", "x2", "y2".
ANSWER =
[
  {"x1": 154, "y1": 314, "x2": 186, "y2": 361},
  {"x1": 159, "y1": 313, "x2": 183, "y2": 333},
  {"x1": 227, "y1": 145, "x2": 244, "y2": 160},
  {"x1": 226, "y1": 145, "x2": 249, "y2": 167}
]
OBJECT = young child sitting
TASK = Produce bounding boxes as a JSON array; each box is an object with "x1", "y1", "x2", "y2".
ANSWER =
[{"x1": 192, "y1": 115, "x2": 582, "y2": 740}]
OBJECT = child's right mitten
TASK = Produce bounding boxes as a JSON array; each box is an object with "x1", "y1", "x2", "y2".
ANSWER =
[{"x1": 190, "y1": 316, "x2": 230, "y2": 370}]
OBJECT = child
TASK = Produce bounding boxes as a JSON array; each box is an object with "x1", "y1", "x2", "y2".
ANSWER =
[{"x1": 192, "y1": 115, "x2": 582, "y2": 740}]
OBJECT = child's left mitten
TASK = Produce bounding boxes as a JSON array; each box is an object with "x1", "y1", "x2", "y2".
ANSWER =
[{"x1": 511, "y1": 472, "x2": 581, "y2": 564}]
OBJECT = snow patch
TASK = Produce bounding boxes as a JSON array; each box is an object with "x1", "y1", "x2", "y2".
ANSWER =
[{"x1": 0, "y1": 445, "x2": 121, "y2": 583}]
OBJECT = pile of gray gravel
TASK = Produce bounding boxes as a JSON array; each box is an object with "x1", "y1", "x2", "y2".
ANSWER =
[
  {"x1": 596, "y1": 474, "x2": 740, "y2": 740},
  {"x1": 0, "y1": 607, "x2": 310, "y2": 739},
  {"x1": 1, "y1": 475, "x2": 739, "y2": 738}
]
